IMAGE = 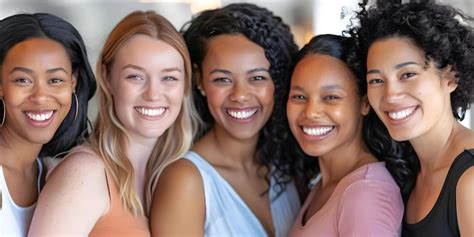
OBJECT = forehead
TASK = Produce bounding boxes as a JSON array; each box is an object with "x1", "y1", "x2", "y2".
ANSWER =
[
  {"x1": 292, "y1": 54, "x2": 357, "y2": 90},
  {"x1": 113, "y1": 34, "x2": 184, "y2": 69},
  {"x1": 3, "y1": 38, "x2": 71, "y2": 70},
  {"x1": 203, "y1": 34, "x2": 269, "y2": 70},
  {"x1": 368, "y1": 37, "x2": 425, "y2": 67}
]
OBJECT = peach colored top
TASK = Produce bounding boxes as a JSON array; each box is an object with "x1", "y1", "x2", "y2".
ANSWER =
[{"x1": 89, "y1": 171, "x2": 150, "y2": 237}]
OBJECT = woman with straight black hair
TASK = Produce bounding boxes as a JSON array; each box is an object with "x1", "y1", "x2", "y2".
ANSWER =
[{"x1": 0, "y1": 13, "x2": 96, "y2": 236}]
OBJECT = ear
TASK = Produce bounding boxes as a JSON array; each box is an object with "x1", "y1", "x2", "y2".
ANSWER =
[
  {"x1": 193, "y1": 63, "x2": 205, "y2": 96},
  {"x1": 72, "y1": 71, "x2": 78, "y2": 91},
  {"x1": 441, "y1": 64, "x2": 458, "y2": 93},
  {"x1": 360, "y1": 95, "x2": 370, "y2": 116}
]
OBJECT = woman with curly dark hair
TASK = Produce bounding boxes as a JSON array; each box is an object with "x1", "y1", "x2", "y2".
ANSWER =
[
  {"x1": 150, "y1": 3, "x2": 299, "y2": 237},
  {"x1": 349, "y1": 0, "x2": 474, "y2": 236}
]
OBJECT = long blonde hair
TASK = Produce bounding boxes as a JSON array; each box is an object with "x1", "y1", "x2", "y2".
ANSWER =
[{"x1": 91, "y1": 10, "x2": 200, "y2": 216}]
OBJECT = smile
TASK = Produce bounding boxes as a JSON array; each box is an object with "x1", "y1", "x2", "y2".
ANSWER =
[
  {"x1": 226, "y1": 108, "x2": 258, "y2": 120},
  {"x1": 302, "y1": 126, "x2": 334, "y2": 136},
  {"x1": 135, "y1": 107, "x2": 166, "y2": 117},
  {"x1": 387, "y1": 106, "x2": 417, "y2": 120},
  {"x1": 25, "y1": 111, "x2": 54, "y2": 122}
]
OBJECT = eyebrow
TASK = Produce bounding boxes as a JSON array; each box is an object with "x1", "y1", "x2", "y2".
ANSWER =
[
  {"x1": 321, "y1": 84, "x2": 343, "y2": 91},
  {"x1": 367, "y1": 61, "x2": 421, "y2": 75},
  {"x1": 10, "y1": 66, "x2": 69, "y2": 74},
  {"x1": 123, "y1": 64, "x2": 182, "y2": 74},
  {"x1": 209, "y1": 67, "x2": 269, "y2": 76},
  {"x1": 290, "y1": 85, "x2": 305, "y2": 91}
]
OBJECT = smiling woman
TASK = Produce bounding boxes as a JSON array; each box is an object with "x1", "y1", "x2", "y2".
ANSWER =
[
  {"x1": 28, "y1": 10, "x2": 200, "y2": 236},
  {"x1": 0, "y1": 13, "x2": 96, "y2": 237}
]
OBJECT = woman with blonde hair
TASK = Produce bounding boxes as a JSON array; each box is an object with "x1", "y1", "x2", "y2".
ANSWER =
[{"x1": 29, "y1": 10, "x2": 199, "y2": 236}]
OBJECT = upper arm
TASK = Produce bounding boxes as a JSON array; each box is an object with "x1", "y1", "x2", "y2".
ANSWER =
[
  {"x1": 150, "y1": 159, "x2": 205, "y2": 237},
  {"x1": 28, "y1": 151, "x2": 109, "y2": 236},
  {"x1": 456, "y1": 166, "x2": 474, "y2": 237},
  {"x1": 337, "y1": 181, "x2": 404, "y2": 237}
]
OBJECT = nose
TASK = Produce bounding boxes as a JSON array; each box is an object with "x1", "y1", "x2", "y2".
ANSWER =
[
  {"x1": 142, "y1": 80, "x2": 161, "y2": 101},
  {"x1": 29, "y1": 82, "x2": 49, "y2": 104},
  {"x1": 383, "y1": 81, "x2": 404, "y2": 103},
  {"x1": 304, "y1": 99, "x2": 324, "y2": 120},
  {"x1": 229, "y1": 81, "x2": 250, "y2": 103}
]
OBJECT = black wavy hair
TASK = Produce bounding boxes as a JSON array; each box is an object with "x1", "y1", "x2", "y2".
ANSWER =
[
  {"x1": 181, "y1": 3, "x2": 298, "y2": 194},
  {"x1": 290, "y1": 34, "x2": 414, "y2": 199},
  {"x1": 0, "y1": 13, "x2": 97, "y2": 158},
  {"x1": 347, "y1": 0, "x2": 474, "y2": 199}
]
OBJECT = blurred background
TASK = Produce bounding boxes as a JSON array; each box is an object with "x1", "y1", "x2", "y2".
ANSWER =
[{"x1": 1, "y1": 0, "x2": 472, "y2": 129}]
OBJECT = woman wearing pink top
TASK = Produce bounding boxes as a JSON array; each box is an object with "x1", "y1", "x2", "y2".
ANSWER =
[{"x1": 286, "y1": 34, "x2": 405, "y2": 236}]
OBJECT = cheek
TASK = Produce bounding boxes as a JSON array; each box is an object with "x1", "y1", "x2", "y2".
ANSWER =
[
  {"x1": 259, "y1": 84, "x2": 275, "y2": 107},
  {"x1": 204, "y1": 87, "x2": 226, "y2": 108},
  {"x1": 166, "y1": 84, "x2": 185, "y2": 107}
]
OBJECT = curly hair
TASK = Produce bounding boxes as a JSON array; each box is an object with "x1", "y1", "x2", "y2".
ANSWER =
[
  {"x1": 181, "y1": 3, "x2": 298, "y2": 195},
  {"x1": 347, "y1": 0, "x2": 474, "y2": 200}
]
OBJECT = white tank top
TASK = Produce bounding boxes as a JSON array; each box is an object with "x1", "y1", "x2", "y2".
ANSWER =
[
  {"x1": 0, "y1": 159, "x2": 43, "y2": 237},
  {"x1": 184, "y1": 151, "x2": 300, "y2": 237}
]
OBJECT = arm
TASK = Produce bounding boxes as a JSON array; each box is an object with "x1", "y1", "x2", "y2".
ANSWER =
[
  {"x1": 337, "y1": 180, "x2": 404, "y2": 237},
  {"x1": 28, "y1": 150, "x2": 109, "y2": 236},
  {"x1": 457, "y1": 167, "x2": 474, "y2": 237},
  {"x1": 150, "y1": 159, "x2": 205, "y2": 237}
]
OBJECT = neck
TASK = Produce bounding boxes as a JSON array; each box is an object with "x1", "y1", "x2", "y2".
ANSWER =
[
  {"x1": 199, "y1": 125, "x2": 259, "y2": 169},
  {"x1": 318, "y1": 135, "x2": 375, "y2": 187},
  {"x1": 126, "y1": 135, "x2": 156, "y2": 175},
  {"x1": 0, "y1": 129, "x2": 42, "y2": 171},
  {"x1": 410, "y1": 112, "x2": 459, "y2": 174}
]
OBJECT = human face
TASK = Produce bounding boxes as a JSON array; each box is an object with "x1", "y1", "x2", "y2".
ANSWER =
[
  {"x1": 366, "y1": 37, "x2": 456, "y2": 141},
  {"x1": 200, "y1": 34, "x2": 274, "y2": 140},
  {"x1": 0, "y1": 38, "x2": 75, "y2": 145},
  {"x1": 287, "y1": 54, "x2": 367, "y2": 157},
  {"x1": 107, "y1": 35, "x2": 185, "y2": 142}
]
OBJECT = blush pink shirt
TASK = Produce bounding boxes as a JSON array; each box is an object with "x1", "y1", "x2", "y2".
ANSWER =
[{"x1": 289, "y1": 162, "x2": 403, "y2": 237}]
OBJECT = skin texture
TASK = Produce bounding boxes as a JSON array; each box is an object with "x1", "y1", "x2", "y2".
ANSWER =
[
  {"x1": 287, "y1": 53, "x2": 374, "y2": 225},
  {"x1": 152, "y1": 34, "x2": 276, "y2": 236},
  {"x1": 107, "y1": 34, "x2": 185, "y2": 144},
  {"x1": 0, "y1": 38, "x2": 75, "y2": 208},
  {"x1": 28, "y1": 35, "x2": 186, "y2": 236},
  {"x1": 366, "y1": 37, "x2": 474, "y2": 236}
]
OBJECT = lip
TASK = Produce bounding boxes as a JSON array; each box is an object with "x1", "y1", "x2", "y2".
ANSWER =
[
  {"x1": 134, "y1": 106, "x2": 168, "y2": 121},
  {"x1": 298, "y1": 124, "x2": 335, "y2": 141},
  {"x1": 225, "y1": 107, "x2": 259, "y2": 123},
  {"x1": 383, "y1": 105, "x2": 418, "y2": 126},
  {"x1": 23, "y1": 110, "x2": 56, "y2": 128}
]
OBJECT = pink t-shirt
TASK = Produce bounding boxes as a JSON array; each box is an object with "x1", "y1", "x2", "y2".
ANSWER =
[{"x1": 290, "y1": 162, "x2": 403, "y2": 237}]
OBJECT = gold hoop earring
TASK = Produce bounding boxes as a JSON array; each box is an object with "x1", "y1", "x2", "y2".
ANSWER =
[
  {"x1": 0, "y1": 98, "x2": 5, "y2": 127},
  {"x1": 73, "y1": 91, "x2": 79, "y2": 121}
]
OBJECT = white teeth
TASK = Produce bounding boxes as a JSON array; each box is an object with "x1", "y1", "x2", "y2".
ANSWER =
[
  {"x1": 25, "y1": 111, "x2": 54, "y2": 121},
  {"x1": 227, "y1": 109, "x2": 258, "y2": 120},
  {"x1": 303, "y1": 126, "x2": 333, "y2": 136},
  {"x1": 388, "y1": 107, "x2": 416, "y2": 120},
  {"x1": 136, "y1": 107, "x2": 166, "y2": 117}
]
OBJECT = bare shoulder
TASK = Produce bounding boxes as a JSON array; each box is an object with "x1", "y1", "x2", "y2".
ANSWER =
[
  {"x1": 46, "y1": 146, "x2": 105, "y2": 181},
  {"x1": 457, "y1": 166, "x2": 474, "y2": 195},
  {"x1": 456, "y1": 166, "x2": 474, "y2": 236},
  {"x1": 29, "y1": 146, "x2": 109, "y2": 235},
  {"x1": 150, "y1": 158, "x2": 205, "y2": 236},
  {"x1": 156, "y1": 158, "x2": 203, "y2": 195}
]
